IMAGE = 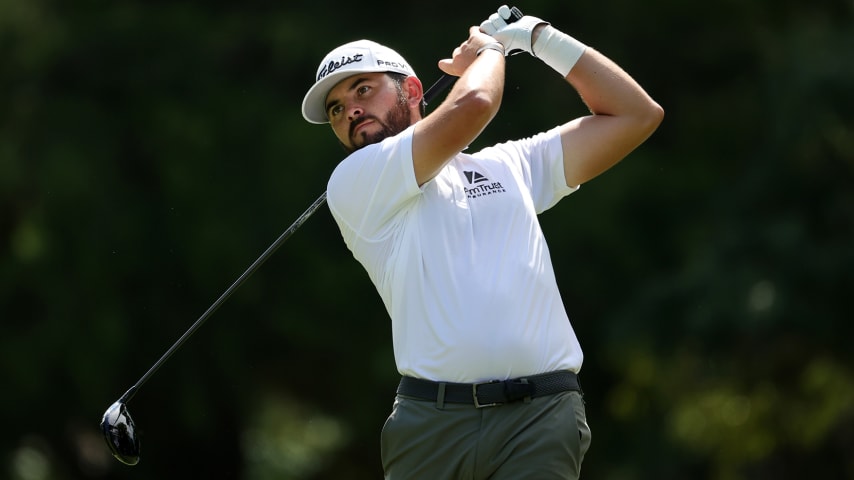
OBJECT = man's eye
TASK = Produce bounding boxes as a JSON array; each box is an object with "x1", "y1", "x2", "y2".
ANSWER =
[
  {"x1": 357, "y1": 85, "x2": 371, "y2": 95},
  {"x1": 329, "y1": 105, "x2": 344, "y2": 117}
]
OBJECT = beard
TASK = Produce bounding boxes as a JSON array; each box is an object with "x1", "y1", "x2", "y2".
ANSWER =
[{"x1": 346, "y1": 97, "x2": 412, "y2": 153}]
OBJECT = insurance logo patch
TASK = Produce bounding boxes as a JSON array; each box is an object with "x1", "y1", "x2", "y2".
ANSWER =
[{"x1": 463, "y1": 170, "x2": 506, "y2": 199}]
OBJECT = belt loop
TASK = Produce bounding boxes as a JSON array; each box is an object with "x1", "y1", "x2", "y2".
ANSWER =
[
  {"x1": 521, "y1": 378, "x2": 532, "y2": 404},
  {"x1": 436, "y1": 382, "x2": 446, "y2": 409}
]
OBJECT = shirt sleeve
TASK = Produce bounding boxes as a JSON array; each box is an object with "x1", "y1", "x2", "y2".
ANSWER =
[
  {"x1": 326, "y1": 125, "x2": 421, "y2": 242},
  {"x1": 476, "y1": 126, "x2": 579, "y2": 213}
]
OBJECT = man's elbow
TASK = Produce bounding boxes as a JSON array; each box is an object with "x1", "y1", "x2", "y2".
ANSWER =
[
  {"x1": 641, "y1": 100, "x2": 665, "y2": 136},
  {"x1": 456, "y1": 88, "x2": 502, "y2": 124}
]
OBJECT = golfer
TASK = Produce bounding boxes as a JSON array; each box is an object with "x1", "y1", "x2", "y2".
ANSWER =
[{"x1": 301, "y1": 6, "x2": 663, "y2": 479}]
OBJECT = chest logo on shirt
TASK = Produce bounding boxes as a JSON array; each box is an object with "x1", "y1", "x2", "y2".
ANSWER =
[{"x1": 463, "y1": 170, "x2": 506, "y2": 199}]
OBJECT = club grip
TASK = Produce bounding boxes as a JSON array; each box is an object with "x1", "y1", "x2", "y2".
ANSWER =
[{"x1": 423, "y1": 6, "x2": 524, "y2": 105}]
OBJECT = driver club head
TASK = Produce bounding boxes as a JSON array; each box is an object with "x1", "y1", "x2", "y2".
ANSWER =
[{"x1": 100, "y1": 401, "x2": 140, "y2": 465}]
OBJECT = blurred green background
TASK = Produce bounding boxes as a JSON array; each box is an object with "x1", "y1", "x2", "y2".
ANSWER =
[{"x1": 2, "y1": 0, "x2": 852, "y2": 478}]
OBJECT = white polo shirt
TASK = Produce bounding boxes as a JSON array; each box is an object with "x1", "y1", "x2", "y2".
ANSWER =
[{"x1": 327, "y1": 125, "x2": 583, "y2": 383}]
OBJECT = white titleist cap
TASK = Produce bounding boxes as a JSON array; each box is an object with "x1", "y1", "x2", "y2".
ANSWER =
[{"x1": 301, "y1": 40, "x2": 417, "y2": 124}]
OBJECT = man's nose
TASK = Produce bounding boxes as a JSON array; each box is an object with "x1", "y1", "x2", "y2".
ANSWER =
[{"x1": 347, "y1": 105, "x2": 364, "y2": 121}]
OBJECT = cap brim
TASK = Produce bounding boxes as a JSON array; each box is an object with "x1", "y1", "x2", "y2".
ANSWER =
[{"x1": 301, "y1": 70, "x2": 357, "y2": 124}]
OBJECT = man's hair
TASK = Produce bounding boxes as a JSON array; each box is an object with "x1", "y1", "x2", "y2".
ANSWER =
[{"x1": 387, "y1": 72, "x2": 426, "y2": 118}]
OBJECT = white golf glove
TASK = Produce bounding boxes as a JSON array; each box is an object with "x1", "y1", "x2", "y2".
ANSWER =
[{"x1": 479, "y1": 5, "x2": 548, "y2": 56}]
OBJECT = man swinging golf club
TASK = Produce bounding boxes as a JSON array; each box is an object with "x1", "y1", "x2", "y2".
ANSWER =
[{"x1": 301, "y1": 5, "x2": 663, "y2": 479}]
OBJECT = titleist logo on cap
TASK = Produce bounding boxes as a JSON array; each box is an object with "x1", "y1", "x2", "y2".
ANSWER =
[
  {"x1": 317, "y1": 54, "x2": 411, "y2": 81},
  {"x1": 317, "y1": 54, "x2": 365, "y2": 81}
]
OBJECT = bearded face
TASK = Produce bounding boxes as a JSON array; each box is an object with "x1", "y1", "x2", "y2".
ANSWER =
[{"x1": 343, "y1": 82, "x2": 412, "y2": 153}]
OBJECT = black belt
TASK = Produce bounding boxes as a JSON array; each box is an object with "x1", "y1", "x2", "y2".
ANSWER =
[{"x1": 396, "y1": 370, "x2": 580, "y2": 408}]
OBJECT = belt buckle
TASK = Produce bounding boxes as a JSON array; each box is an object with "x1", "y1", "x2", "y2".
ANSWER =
[{"x1": 472, "y1": 380, "x2": 502, "y2": 408}]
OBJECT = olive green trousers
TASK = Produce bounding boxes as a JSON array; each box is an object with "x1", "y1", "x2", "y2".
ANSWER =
[{"x1": 381, "y1": 390, "x2": 591, "y2": 479}]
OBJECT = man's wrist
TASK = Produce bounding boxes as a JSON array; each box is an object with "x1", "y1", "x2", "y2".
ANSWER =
[
  {"x1": 532, "y1": 25, "x2": 587, "y2": 77},
  {"x1": 477, "y1": 42, "x2": 506, "y2": 56}
]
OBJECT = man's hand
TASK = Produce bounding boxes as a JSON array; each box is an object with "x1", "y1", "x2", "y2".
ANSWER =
[
  {"x1": 438, "y1": 26, "x2": 502, "y2": 76},
  {"x1": 479, "y1": 5, "x2": 547, "y2": 56}
]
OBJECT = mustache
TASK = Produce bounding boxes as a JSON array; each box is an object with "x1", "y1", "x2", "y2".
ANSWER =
[{"x1": 349, "y1": 115, "x2": 380, "y2": 138}]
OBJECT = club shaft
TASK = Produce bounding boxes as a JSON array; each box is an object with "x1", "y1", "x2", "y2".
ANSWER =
[
  {"x1": 423, "y1": 75, "x2": 456, "y2": 105},
  {"x1": 120, "y1": 192, "x2": 327, "y2": 403},
  {"x1": 117, "y1": 71, "x2": 460, "y2": 404}
]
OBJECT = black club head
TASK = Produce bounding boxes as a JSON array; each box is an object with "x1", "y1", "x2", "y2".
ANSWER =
[{"x1": 100, "y1": 401, "x2": 140, "y2": 465}]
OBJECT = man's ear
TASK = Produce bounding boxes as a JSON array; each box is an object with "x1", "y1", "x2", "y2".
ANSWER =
[{"x1": 403, "y1": 76, "x2": 424, "y2": 108}]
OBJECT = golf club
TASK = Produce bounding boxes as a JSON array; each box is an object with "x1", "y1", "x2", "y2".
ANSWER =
[{"x1": 100, "y1": 5, "x2": 523, "y2": 466}]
